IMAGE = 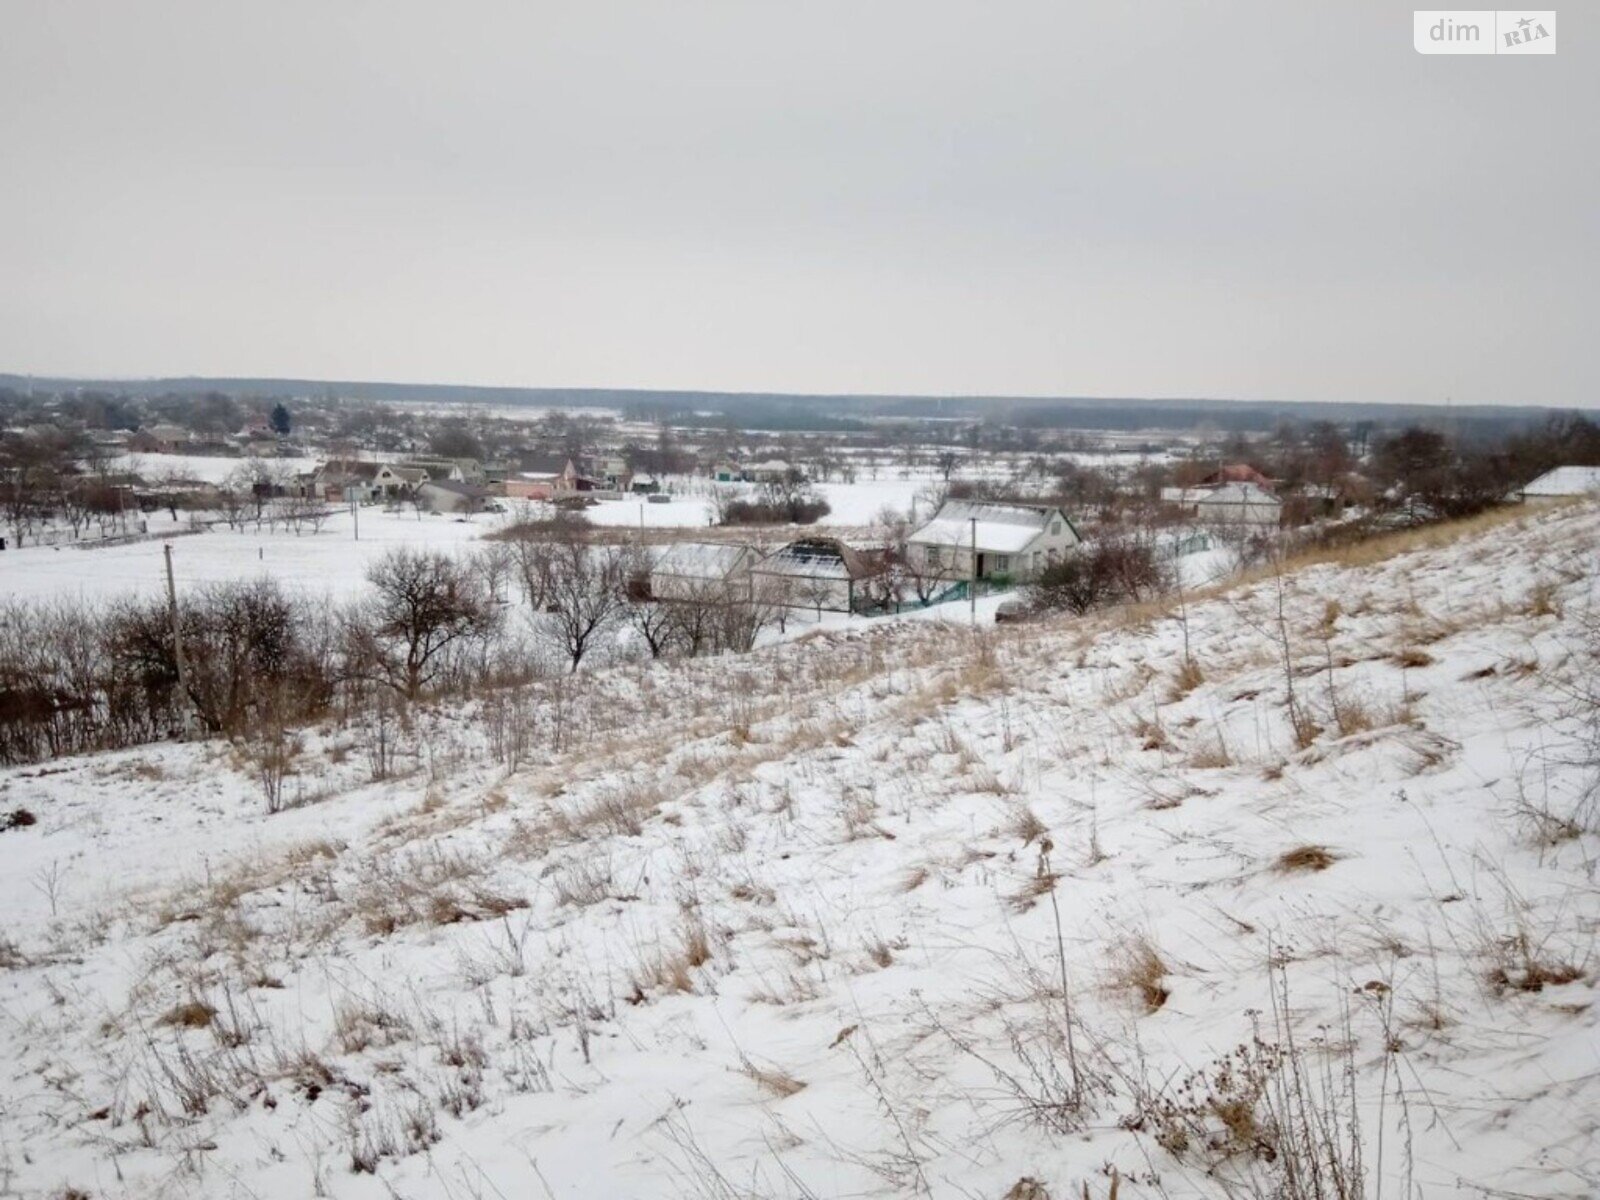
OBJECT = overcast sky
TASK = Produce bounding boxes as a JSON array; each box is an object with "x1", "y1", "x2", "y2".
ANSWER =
[{"x1": 1, "y1": 2, "x2": 1594, "y2": 406}]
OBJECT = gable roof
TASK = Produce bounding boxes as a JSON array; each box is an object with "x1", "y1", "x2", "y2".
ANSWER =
[
  {"x1": 1164, "y1": 481, "x2": 1280, "y2": 505},
  {"x1": 649, "y1": 541, "x2": 755, "y2": 579},
  {"x1": 1200, "y1": 463, "x2": 1276, "y2": 489},
  {"x1": 1521, "y1": 465, "x2": 1600, "y2": 497},
  {"x1": 316, "y1": 459, "x2": 383, "y2": 481},
  {"x1": 909, "y1": 500, "x2": 1076, "y2": 553},
  {"x1": 754, "y1": 538, "x2": 880, "y2": 581}
]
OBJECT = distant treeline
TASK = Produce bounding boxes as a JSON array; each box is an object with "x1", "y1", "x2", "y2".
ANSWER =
[{"x1": 0, "y1": 374, "x2": 1578, "y2": 436}]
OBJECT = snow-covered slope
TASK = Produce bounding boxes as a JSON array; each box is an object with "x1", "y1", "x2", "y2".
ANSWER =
[{"x1": 2, "y1": 503, "x2": 1597, "y2": 1199}]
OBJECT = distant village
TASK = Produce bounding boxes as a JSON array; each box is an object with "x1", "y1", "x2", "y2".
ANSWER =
[{"x1": 3, "y1": 387, "x2": 1599, "y2": 618}]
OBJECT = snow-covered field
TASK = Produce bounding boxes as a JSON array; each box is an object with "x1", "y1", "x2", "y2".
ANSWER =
[
  {"x1": 582, "y1": 476, "x2": 935, "y2": 531},
  {"x1": 2, "y1": 502, "x2": 1596, "y2": 1198},
  {"x1": 0, "y1": 508, "x2": 498, "y2": 603},
  {"x1": 0, "y1": 475, "x2": 981, "y2": 603},
  {"x1": 120, "y1": 452, "x2": 323, "y2": 484}
]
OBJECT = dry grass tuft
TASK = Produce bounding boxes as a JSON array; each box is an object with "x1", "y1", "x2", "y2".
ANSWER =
[
  {"x1": 1168, "y1": 657, "x2": 1205, "y2": 701},
  {"x1": 1186, "y1": 739, "x2": 1233, "y2": 770},
  {"x1": 1524, "y1": 580, "x2": 1561, "y2": 618},
  {"x1": 1485, "y1": 932, "x2": 1585, "y2": 995},
  {"x1": 635, "y1": 921, "x2": 714, "y2": 998},
  {"x1": 1107, "y1": 935, "x2": 1170, "y2": 1013},
  {"x1": 1133, "y1": 714, "x2": 1169, "y2": 751},
  {"x1": 740, "y1": 1058, "x2": 807, "y2": 1098},
  {"x1": 898, "y1": 866, "x2": 930, "y2": 893},
  {"x1": 1275, "y1": 845, "x2": 1338, "y2": 873},
  {"x1": 1007, "y1": 873, "x2": 1058, "y2": 913},
  {"x1": 1394, "y1": 647, "x2": 1434, "y2": 669},
  {"x1": 1007, "y1": 805, "x2": 1049, "y2": 846},
  {"x1": 1332, "y1": 697, "x2": 1376, "y2": 738},
  {"x1": 333, "y1": 999, "x2": 413, "y2": 1053},
  {"x1": 863, "y1": 937, "x2": 897, "y2": 969},
  {"x1": 159, "y1": 1000, "x2": 217, "y2": 1029}
]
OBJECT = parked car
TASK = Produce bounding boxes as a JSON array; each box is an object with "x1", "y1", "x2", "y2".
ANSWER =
[{"x1": 994, "y1": 598, "x2": 1029, "y2": 624}]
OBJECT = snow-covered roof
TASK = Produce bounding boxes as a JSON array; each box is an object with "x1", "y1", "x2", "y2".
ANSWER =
[
  {"x1": 649, "y1": 541, "x2": 752, "y2": 579},
  {"x1": 1521, "y1": 466, "x2": 1600, "y2": 497},
  {"x1": 753, "y1": 538, "x2": 876, "y2": 580},
  {"x1": 908, "y1": 501, "x2": 1068, "y2": 553},
  {"x1": 1170, "y1": 482, "x2": 1281, "y2": 508}
]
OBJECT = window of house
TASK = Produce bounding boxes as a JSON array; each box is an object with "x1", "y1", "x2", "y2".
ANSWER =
[
  {"x1": 926, "y1": 545, "x2": 942, "y2": 567},
  {"x1": 995, "y1": 555, "x2": 1009, "y2": 571},
  {"x1": 1051, "y1": 521, "x2": 1061, "y2": 536}
]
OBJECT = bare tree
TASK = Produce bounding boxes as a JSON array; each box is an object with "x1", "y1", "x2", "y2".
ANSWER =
[
  {"x1": 355, "y1": 549, "x2": 497, "y2": 700},
  {"x1": 714, "y1": 596, "x2": 770, "y2": 653},
  {"x1": 625, "y1": 597, "x2": 681, "y2": 659},
  {"x1": 753, "y1": 574, "x2": 800, "y2": 634},
  {"x1": 663, "y1": 582, "x2": 719, "y2": 657},
  {"x1": 536, "y1": 542, "x2": 633, "y2": 673},
  {"x1": 472, "y1": 542, "x2": 516, "y2": 605}
]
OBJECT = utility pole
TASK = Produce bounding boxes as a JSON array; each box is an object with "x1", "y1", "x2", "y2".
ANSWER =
[
  {"x1": 970, "y1": 516, "x2": 978, "y2": 625},
  {"x1": 351, "y1": 494, "x2": 360, "y2": 541},
  {"x1": 164, "y1": 543, "x2": 194, "y2": 738}
]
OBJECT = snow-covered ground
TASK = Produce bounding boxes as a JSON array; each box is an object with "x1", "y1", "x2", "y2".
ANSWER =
[
  {"x1": 119, "y1": 452, "x2": 323, "y2": 484},
  {"x1": 580, "y1": 476, "x2": 935, "y2": 531},
  {"x1": 0, "y1": 508, "x2": 499, "y2": 604},
  {"x1": 2, "y1": 502, "x2": 1596, "y2": 1198}
]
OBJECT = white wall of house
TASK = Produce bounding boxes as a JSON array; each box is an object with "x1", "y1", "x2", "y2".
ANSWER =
[
  {"x1": 748, "y1": 568, "x2": 854, "y2": 612},
  {"x1": 1193, "y1": 495, "x2": 1281, "y2": 527},
  {"x1": 416, "y1": 483, "x2": 479, "y2": 514}
]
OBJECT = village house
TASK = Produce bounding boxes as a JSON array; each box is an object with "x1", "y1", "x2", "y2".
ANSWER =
[
  {"x1": 1514, "y1": 465, "x2": 1600, "y2": 503},
  {"x1": 596, "y1": 456, "x2": 633, "y2": 491},
  {"x1": 505, "y1": 456, "x2": 589, "y2": 501},
  {"x1": 415, "y1": 479, "x2": 490, "y2": 514},
  {"x1": 1160, "y1": 481, "x2": 1283, "y2": 527},
  {"x1": 398, "y1": 457, "x2": 487, "y2": 485},
  {"x1": 646, "y1": 541, "x2": 759, "y2": 601},
  {"x1": 748, "y1": 537, "x2": 884, "y2": 613},
  {"x1": 311, "y1": 460, "x2": 421, "y2": 502},
  {"x1": 907, "y1": 500, "x2": 1081, "y2": 582},
  {"x1": 747, "y1": 459, "x2": 800, "y2": 484}
]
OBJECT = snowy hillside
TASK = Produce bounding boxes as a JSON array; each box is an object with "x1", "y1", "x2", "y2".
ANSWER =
[{"x1": 2, "y1": 503, "x2": 1597, "y2": 1199}]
